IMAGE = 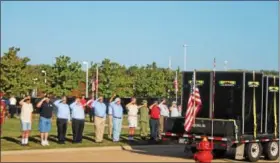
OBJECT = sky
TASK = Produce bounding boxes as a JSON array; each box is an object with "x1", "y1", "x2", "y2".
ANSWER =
[{"x1": 1, "y1": 1, "x2": 278, "y2": 71}]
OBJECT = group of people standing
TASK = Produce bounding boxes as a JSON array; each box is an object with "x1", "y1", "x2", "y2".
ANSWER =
[
  {"x1": 1, "y1": 93, "x2": 182, "y2": 146},
  {"x1": 18, "y1": 95, "x2": 86, "y2": 146}
]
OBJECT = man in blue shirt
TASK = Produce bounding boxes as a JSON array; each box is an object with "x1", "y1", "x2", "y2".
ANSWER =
[
  {"x1": 70, "y1": 97, "x2": 85, "y2": 143},
  {"x1": 108, "y1": 93, "x2": 117, "y2": 139},
  {"x1": 91, "y1": 96, "x2": 106, "y2": 143},
  {"x1": 110, "y1": 98, "x2": 123, "y2": 142},
  {"x1": 54, "y1": 96, "x2": 71, "y2": 144}
]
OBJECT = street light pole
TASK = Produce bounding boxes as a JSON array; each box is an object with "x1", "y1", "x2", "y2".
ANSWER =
[
  {"x1": 224, "y1": 60, "x2": 228, "y2": 71},
  {"x1": 83, "y1": 61, "x2": 89, "y2": 98},
  {"x1": 42, "y1": 70, "x2": 47, "y2": 84},
  {"x1": 169, "y1": 56, "x2": 172, "y2": 69},
  {"x1": 183, "y1": 44, "x2": 187, "y2": 71},
  {"x1": 33, "y1": 78, "x2": 38, "y2": 97}
]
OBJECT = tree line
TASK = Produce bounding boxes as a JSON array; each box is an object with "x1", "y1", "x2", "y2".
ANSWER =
[
  {"x1": 0, "y1": 47, "x2": 181, "y2": 98},
  {"x1": 1, "y1": 47, "x2": 278, "y2": 98}
]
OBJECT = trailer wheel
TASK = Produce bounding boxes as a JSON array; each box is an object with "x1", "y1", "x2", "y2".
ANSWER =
[
  {"x1": 263, "y1": 142, "x2": 279, "y2": 160},
  {"x1": 245, "y1": 143, "x2": 261, "y2": 162}
]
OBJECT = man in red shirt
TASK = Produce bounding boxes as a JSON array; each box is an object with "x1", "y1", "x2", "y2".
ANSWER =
[
  {"x1": 80, "y1": 96, "x2": 87, "y2": 119},
  {"x1": 80, "y1": 96, "x2": 87, "y2": 109},
  {"x1": 0, "y1": 94, "x2": 7, "y2": 137},
  {"x1": 149, "y1": 101, "x2": 160, "y2": 142},
  {"x1": 86, "y1": 96, "x2": 94, "y2": 122}
]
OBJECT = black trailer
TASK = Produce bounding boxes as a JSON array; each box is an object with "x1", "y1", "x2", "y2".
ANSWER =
[{"x1": 162, "y1": 71, "x2": 279, "y2": 162}]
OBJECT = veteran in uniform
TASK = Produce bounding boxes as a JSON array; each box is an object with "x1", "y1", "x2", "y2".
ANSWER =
[{"x1": 139, "y1": 100, "x2": 149, "y2": 140}]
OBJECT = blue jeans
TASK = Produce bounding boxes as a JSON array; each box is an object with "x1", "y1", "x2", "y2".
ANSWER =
[
  {"x1": 39, "y1": 117, "x2": 51, "y2": 133},
  {"x1": 150, "y1": 118, "x2": 159, "y2": 140},
  {"x1": 113, "y1": 118, "x2": 122, "y2": 141}
]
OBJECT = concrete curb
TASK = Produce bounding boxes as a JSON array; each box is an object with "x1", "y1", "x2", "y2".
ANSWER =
[{"x1": 1, "y1": 145, "x2": 183, "y2": 156}]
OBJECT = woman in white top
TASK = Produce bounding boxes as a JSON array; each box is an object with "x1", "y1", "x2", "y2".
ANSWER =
[
  {"x1": 19, "y1": 96, "x2": 34, "y2": 146},
  {"x1": 170, "y1": 101, "x2": 180, "y2": 117},
  {"x1": 126, "y1": 97, "x2": 142, "y2": 141}
]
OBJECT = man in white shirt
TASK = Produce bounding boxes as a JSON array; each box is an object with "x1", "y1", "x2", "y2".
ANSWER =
[
  {"x1": 158, "y1": 98, "x2": 169, "y2": 139},
  {"x1": 126, "y1": 97, "x2": 139, "y2": 141},
  {"x1": 19, "y1": 96, "x2": 33, "y2": 146},
  {"x1": 170, "y1": 101, "x2": 180, "y2": 117},
  {"x1": 9, "y1": 95, "x2": 17, "y2": 118}
]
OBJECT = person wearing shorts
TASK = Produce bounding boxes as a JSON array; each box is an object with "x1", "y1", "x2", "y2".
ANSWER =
[
  {"x1": 126, "y1": 97, "x2": 139, "y2": 141},
  {"x1": 19, "y1": 96, "x2": 33, "y2": 146},
  {"x1": 36, "y1": 95, "x2": 55, "y2": 146}
]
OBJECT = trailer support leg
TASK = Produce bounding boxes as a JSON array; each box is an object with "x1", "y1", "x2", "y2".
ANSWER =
[{"x1": 235, "y1": 144, "x2": 245, "y2": 160}]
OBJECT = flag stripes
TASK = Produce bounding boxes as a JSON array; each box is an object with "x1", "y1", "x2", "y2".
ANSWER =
[{"x1": 184, "y1": 86, "x2": 202, "y2": 132}]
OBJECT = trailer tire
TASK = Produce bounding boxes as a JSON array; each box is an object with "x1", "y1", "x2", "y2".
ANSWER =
[
  {"x1": 245, "y1": 143, "x2": 261, "y2": 162},
  {"x1": 263, "y1": 142, "x2": 279, "y2": 160}
]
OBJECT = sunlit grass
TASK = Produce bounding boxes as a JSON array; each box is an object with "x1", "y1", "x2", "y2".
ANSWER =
[{"x1": 0, "y1": 114, "x2": 151, "y2": 151}]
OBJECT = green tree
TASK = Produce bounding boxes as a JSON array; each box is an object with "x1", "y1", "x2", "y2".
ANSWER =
[
  {"x1": 0, "y1": 47, "x2": 31, "y2": 96},
  {"x1": 49, "y1": 55, "x2": 83, "y2": 96},
  {"x1": 90, "y1": 59, "x2": 133, "y2": 98}
]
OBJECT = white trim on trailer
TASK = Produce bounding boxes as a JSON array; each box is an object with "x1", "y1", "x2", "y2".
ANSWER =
[{"x1": 162, "y1": 132, "x2": 278, "y2": 144}]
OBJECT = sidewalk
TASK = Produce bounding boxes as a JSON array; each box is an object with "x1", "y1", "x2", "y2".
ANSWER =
[{"x1": 1, "y1": 144, "x2": 181, "y2": 156}]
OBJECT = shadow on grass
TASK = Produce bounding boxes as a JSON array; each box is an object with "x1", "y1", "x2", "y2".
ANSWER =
[
  {"x1": 48, "y1": 134, "x2": 73, "y2": 143},
  {"x1": 82, "y1": 135, "x2": 95, "y2": 142},
  {"x1": 2, "y1": 136, "x2": 21, "y2": 145},
  {"x1": 2, "y1": 135, "x2": 42, "y2": 145}
]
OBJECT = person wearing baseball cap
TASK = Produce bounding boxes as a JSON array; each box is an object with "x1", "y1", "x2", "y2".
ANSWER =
[
  {"x1": 126, "y1": 97, "x2": 140, "y2": 141},
  {"x1": 139, "y1": 100, "x2": 149, "y2": 140},
  {"x1": 109, "y1": 97, "x2": 123, "y2": 142},
  {"x1": 149, "y1": 100, "x2": 161, "y2": 141},
  {"x1": 91, "y1": 96, "x2": 106, "y2": 143}
]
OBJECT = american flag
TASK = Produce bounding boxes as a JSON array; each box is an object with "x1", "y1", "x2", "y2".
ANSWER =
[
  {"x1": 184, "y1": 72, "x2": 202, "y2": 132},
  {"x1": 174, "y1": 71, "x2": 178, "y2": 92}
]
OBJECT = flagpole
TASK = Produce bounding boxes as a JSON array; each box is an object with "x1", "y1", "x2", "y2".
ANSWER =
[
  {"x1": 96, "y1": 65, "x2": 99, "y2": 98},
  {"x1": 193, "y1": 69, "x2": 196, "y2": 129},
  {"x1": 175, "y1": 70, "x2": 178, "y2": 103},
  {"x1": 211, "y1": 58, "x2": 216, "y2": 146}
]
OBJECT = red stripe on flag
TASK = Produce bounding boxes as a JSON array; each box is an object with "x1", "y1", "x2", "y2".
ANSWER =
[{"x1": 184, "y1": 87, "x2": 202, "y2": 132}]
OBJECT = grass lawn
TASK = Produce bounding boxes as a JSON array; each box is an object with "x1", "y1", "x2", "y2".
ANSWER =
[{"x1": 1, "y1": 114, "x2": 153, "y2": 151}]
